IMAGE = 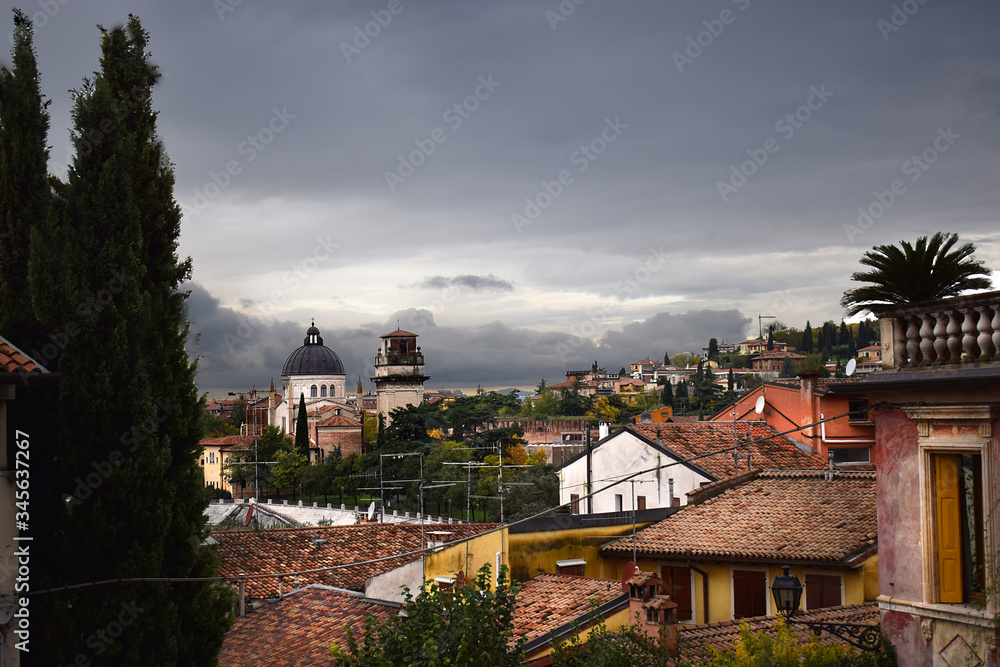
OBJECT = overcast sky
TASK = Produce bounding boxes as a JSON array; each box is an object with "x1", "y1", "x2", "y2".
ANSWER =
[{"x1": 8, "y1": 0, "x2": 1000, "y2": 395}]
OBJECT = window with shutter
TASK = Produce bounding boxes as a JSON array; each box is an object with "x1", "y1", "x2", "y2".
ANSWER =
[{"x1": 732, "y1": 569, "x2": 767, "y2": 619}]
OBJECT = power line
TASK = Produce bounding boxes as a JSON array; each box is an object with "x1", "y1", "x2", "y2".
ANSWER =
[{"x1": 26, "y1": 409, "x2": 861, "y2": 597}]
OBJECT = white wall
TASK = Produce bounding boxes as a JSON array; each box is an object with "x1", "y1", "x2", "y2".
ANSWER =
[{"x1": 558, "y1": 430, "x2": 712, "y2": 513}]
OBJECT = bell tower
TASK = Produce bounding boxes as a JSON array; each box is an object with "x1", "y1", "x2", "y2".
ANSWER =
[{"x1": 372, "y1": 329, "x2": 429, "y2": 425}]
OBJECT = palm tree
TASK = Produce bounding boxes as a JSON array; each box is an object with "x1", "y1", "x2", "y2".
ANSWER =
[{"x1": 840, "y1": 232, "x2": 993, "y2": 316}]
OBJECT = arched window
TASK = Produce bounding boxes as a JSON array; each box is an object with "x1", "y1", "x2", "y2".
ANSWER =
[
  {"x1": 310, "y1": 385, "x2": 318, "y2": 397},
  {"x1": 330, "y1": 385, "x2": 336, "y2": 397},
  {"x1": 320, "y1": 385, "x2": 327, "y2": 397}
]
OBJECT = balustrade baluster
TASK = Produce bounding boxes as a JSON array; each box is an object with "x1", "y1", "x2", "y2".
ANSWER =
[
  {"x1": 975, "y1": 306, "x2": 995, "y2": 360},
  {"x1": 945, "y1": 308, "x2": 963, "y2": 363},
  {"x1": 961, "y1": 307, "x2": 979, "y2": 360},
  {"x1": 918, "y1": 315, "x2": 935, "y2": 363},
  {"x1": 905, "y1": 316, "x2": 921, "y2": 365},
  {"x1": 932, "y1": 312, "x2": 948, "y2": 362},
  {"x1": 892, "y1": 317, "x2": 906, "y2": 368},
  {"x1": 992, "y1": 305, "x2": 1000, "y2": 361}
]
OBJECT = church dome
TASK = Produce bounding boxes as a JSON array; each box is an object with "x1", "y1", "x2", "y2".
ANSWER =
[{"x1": 282, "y1": 323, "x2": 345, "y2": 376}]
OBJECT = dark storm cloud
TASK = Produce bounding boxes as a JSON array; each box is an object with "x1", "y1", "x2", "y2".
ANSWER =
[
  {"x1": 411, "y1": 274, "x2": 516, "y2": 293},
  {"x1": 187, "y1": 282, "x2": 755, "y2": 392},
  {"x1": 15, "y1": 0, "x2": 1000, "y2": 372}
]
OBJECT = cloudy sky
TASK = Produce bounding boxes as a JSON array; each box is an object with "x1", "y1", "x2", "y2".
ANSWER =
[{"x1": 9, "y1": 0, "x2": 1000, "y2": 395}]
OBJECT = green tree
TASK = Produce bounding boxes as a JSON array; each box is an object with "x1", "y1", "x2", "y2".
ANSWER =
[
  {"x1": 801, "y1": 321, "x2": 814, "y2": 353},
  {"x1": 295, "y1": 392, "x2": 309, "y2": 456},
  {"x1": 550, "y1": 605, "x2": 684, "y2": 667},
  {"x1": 727, "y1": 368, "x2": 734, "y2": 392},
  {"x1": 841, "y1": 232, "x2": 993, "y2": 316},
  {"x1": 0, "y1": 9, "x2": 50, "y2": 352},
  {"x1": 332, "y1": 564, "x2": 522, "y2": 666},
  {"x1": 273, "y1": 449, "x2": 309, "y2": 500},
  {"x1": 660, "y1": 381, "x2": 674, "y2": 407},
  {"x1": 231, "y1": 397, "x2": 247, "y2": 429},
  {"x1": 619, "y1": 366, "x2": 628, "y2": 377},
  {"x1": 780, "y1": 355, "x2": 796, "y2": 378},
  {"x1": 670, "y1": 352, "x2": 692, "y2": 368},
  {"x1": 707, "y1": 338, "x2": 720, "y2": 361},
  {"x1": 30, "y1": 16, "x2": 233, "y2": 665}
]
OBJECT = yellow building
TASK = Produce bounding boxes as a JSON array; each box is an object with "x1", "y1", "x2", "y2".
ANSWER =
[{"x1": 598, "y1": 470, "x2": 878, "y2": 624}]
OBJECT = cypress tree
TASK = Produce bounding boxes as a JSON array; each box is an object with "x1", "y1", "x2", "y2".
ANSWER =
[
  {"x1": 296, "y1": 392, "x2": 310, "y2": 456},
  {"x1": 801, "y1": 321, "x2": 814, "y2": 353},
  {"x1": 31, "y1": 17, "x2": 233, "y2": 665},
  {"x1": 660, "y1": 381, "x2": 673, "y2": 407},
  {"x1": 727, "y1": 368, "x2": 734, "y2": 392},
  {"x1": 0, "y1": 9, "x2": 50, "y2": 351}
]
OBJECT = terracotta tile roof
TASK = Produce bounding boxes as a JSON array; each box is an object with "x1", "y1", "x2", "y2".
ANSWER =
[
  {"x1": 681, "y1": 602, "x2": 879, "y2": 657},
  {"x1": 380, "y1": 329, "x2": 417, "y2": 338},
  {"x1": 214, "y1": 523, "x2": 496, "y2": 599},
  {"x1": 218, "y1": 585, "x2": 396, "y2": 666},
  {"x1": 0, "y1": 335, "x2": 49, "y2": 373},
  {"x1": 318, "y1": 415, "x2": 361, "y2": 428},
  {"x1": 200, "y1": 435, "x2": 257, "y2": 449},
  {"x1": 765, "y1": 377, "x2": 866, "y2": 393},
  {"x1": 600, "y1": 470, "x2": 876, "y2": 564},
  {"x1": 512, "y1": 574, "x2": 627, "y2": 648},
  {"x1": 629, "y1": 423, "x2": 826, "y2": 480}
]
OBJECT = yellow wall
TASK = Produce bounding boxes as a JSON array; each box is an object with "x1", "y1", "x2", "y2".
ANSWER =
[
  {"x1": 507, "y1": 522, "x2": 658, "y2": 583},
  {"x1": 200, "y1": 444, "x2": 225, "y2": 491},
  {"x1": 597, "y1": 556, "x2": 878, "y2": 624},
  {"x1": 424, "y1": 526, "x2": 509, "y2": 588},
  {"x1": 526, "y1": 606, "x2": 631, "y2": 662}
]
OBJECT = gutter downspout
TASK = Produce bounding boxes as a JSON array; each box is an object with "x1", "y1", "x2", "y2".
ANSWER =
[
  {"x1": 689, "y1": 562, "x2": 709, "y2": 624},
  {"x1": 819, "y1": 413, "x2": 876, "y2": 445},
  {"x1": 586, "y1": 424, "x2": 593, "y2": 514}
]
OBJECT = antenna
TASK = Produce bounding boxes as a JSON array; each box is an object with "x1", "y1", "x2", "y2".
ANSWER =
[{"x1": 758, "y1": 314, "x2": 776, "y2": 340}]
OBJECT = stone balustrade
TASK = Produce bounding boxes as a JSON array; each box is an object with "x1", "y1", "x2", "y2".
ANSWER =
[{"x1": 877, "y1": 291, "x2": 1000, "y2": 368}]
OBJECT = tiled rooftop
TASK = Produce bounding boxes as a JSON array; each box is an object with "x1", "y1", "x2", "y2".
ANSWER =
[
  {"x1": 681, "y1": 602, "x2": 879, "y2": 656},
  {"x1": 629, "y1": 423, "x2": 826, "y2": 480},
  {"x1": 512, "y1": 574, "x2": 626, "y2": 648},
  {"x1": 601, "y1": 470, "x2": 876, "y2": 564},
  {"x1": 765, "y1": 376, "x2": 866, "y2": 393},
  {"x1": 0, "y1": 335, "x2": 48, "y2": 373},
  {"x1": 318, "y1": 414, "x2": 361, "y2": 428},
  {"x1": 218, "y1": 585, "x2": 396, "y2": 666},
  {"x1": 214, "y1": 523, "x2": 496, "y2": 599}
]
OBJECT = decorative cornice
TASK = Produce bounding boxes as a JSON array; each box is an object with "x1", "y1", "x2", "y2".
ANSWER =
[{"x1": 902, "y1": 405, "x2": 999, "y2": 425}]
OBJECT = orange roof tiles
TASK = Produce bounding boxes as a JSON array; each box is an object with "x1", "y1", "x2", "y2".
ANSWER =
[
  {"x1": 512, "y1": 574, "x2": 626, "y2": 648},
  {"x1": 218, "y1": 585, "x2": 396, "y2": 666},
  {"x1": 318, "y1": 415, "x2": 361, "y2": 428},
  {"x1": 214, "y1": 523, "x2": 496, "y2": 599},
  {"x1": 0, "y1": 335, "x2": 48, "y2": 373},
  {"x1": 629, "y1": 423, "x2": 826, "y2": 480},
  {"x1": 601, "y1": 470, "x2": 876, "y2": 564}
]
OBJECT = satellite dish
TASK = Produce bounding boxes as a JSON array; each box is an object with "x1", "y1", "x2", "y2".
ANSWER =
[
  {"x1": 620, "y1": 561, "x2": 637, "y2": 592},
  {"x1": 367, "y1": 501, "x2": 376, "y2": 522},
  {"x1": 845, "y1": 358, "x2": 857, "y2": 377},
  {"x1": 754, "y1": 396, "x2": 765, "y2": 414}
]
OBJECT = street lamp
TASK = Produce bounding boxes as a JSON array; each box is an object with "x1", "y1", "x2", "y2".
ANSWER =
[{"x1": 769, "y1": 565, "x2": 882, "y2": 652}]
